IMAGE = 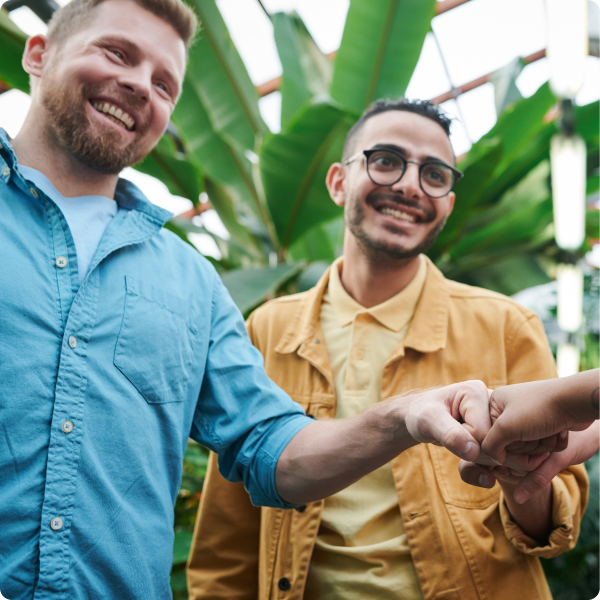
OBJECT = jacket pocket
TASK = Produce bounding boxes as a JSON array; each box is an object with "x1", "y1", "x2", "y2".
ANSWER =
[
  {"x1": 114, "y1": 276, "x2": 194, "y2": 404},
  {"x1": 429, "y1": 445, "x2": 500, "y2": 508}
]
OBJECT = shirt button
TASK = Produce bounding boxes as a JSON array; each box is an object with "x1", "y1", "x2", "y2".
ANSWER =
[
  {"x1": 356, "y1": 348, "x2": 365, "y2": 360},
  {"x1": 55, "y1": 256, "x2": 68, "y2": 268},
  {"x1": 50, "y1": 516, "x2": 64, "y2": 531},
  {"x1": 278, "y1": 577, "x2": 291, "y2": 591},
  {"x1": 68, "y1": 336, "x2": 77, "y2": 349},
  {"x1": 29, "y1": 187, "x2": 39, "y2": 198},
  {"x1": 62, "y1": 420, "x2": 74, "y2": 434},
  {"x1": 2, "y1": 166, "x2": 9, "y2": 177}
]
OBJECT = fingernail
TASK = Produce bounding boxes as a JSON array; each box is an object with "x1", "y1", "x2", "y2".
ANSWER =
[
  {"x1": 461, "y1": 442, "x2": 477, "y2": 460},
  {"x1": 477, "y1": 473, "x2": 490, "y2": 488},
  {"x1": 559, "y1": 430, "x2": 568, "y2": 439},
  {"x1": 515, "y1": 489, "x2": 530, "y2": 504}
]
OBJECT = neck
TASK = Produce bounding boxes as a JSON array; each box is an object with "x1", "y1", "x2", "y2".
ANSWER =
[
  {"x1": 339, "y1": 234, "x2": 421, "y2": 309},
  {"x1": 11, "y1": 108, "x2": 119, "y2": 199}
]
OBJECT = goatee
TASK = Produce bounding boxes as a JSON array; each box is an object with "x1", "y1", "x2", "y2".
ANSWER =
[{"x1": 40, "y1": 77, "x2": 149, "y2": 174}]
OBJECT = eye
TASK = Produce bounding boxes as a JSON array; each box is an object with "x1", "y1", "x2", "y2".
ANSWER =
[
  {"x1": 111, "y1": 49, "x2": 124, "y2": 60},
  {"x1": 156, "y1": 83, "x2": 167, "y2": 92},
  {"x1": 369, "y1": 151, "x2": 401, "y2": 171}
]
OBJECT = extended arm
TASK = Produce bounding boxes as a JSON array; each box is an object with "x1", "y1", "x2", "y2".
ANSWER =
[{"x1": 276, "y1": 381, "x2": 492, "y2": 504}]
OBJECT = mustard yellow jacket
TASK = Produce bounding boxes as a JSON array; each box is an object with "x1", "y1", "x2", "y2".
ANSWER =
[{"x1": 187, "y1": 258, "x2": 588, "y2": 600}]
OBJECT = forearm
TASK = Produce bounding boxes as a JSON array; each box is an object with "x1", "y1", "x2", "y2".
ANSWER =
[
  {"x1": 499, "y1": 479, "x2": 553, "y2": 544},
  {"x1": 275, "y1": 381, "x2": 490, "y2": 504},
  {"x1": 275, "y1": 398, "x2": 415, "y2": 503}
]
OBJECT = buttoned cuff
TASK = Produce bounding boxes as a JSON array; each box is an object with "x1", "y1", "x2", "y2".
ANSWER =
[{"x1": 499, "y1": 477, "x2": 576, "y2": 558}]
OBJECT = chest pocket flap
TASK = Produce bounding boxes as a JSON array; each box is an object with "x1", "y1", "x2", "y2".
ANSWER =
[{"x1": 114, "y1": 276, "x2": 195, "y2": 404}]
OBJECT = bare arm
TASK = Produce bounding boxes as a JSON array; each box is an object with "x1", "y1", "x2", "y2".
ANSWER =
[{"x1": 276, "y1": 381, "x2": 492, "y2": 504}]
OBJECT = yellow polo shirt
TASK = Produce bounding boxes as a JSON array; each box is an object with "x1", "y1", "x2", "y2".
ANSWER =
[{"x1": 304, "y1": 256, "x2": 427, "y2": 600}]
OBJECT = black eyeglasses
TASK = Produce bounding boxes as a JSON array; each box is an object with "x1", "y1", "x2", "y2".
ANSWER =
[{"x1": 343, "y1": 148, "x2": 463, "y2": 198}]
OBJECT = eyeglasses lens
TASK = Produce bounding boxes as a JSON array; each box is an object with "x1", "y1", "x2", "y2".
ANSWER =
[{"x1": 366, "y1": 150, "x2": 455, "y2": 197}]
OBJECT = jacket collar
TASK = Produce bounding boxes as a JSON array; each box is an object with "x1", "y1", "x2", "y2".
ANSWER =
[{"x1": 275, "y1": 254, "x2": 449, "y2": 356}]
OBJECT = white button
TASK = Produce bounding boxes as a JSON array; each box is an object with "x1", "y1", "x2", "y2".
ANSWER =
[
  {"x1": 62, "y1": 420, "x2": 74, "y2": 434},
  {"x1": 2, "y1": 166, "x2": 9, "y2": 177},
  {"x1": 68, "y1": 336, "x2": 77, "y2": 349},
  {"x1": 50, "y1": 516, "x2": 63, "y2": 531},
  {"x1": 30, "y1": 187, "x2": 38, "y2": 198},
  {"x1": 55, "y1": 256, "x2": 68, "y2": 268}
]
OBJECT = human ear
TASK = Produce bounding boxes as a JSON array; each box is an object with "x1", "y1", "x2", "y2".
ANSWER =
[
  {"x1": 326, "y1": 162, "x2": 346, "y2": 208},
  {"x1": 446, "y1": 192, "x2": 456, "y2": 217},
  {"x1": 22, "y1": 35, "x2": 50, "y2": 79}
]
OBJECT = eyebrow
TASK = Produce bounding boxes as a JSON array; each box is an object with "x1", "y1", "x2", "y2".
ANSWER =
[
  {"x1": 370, "y1": 143, "x2": 453, "y2": 166},
  {"x1": 93, "y1": 35, "x2": 181, "y2": 98}
]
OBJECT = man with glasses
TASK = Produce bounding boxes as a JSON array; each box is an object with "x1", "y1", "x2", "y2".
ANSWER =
[{"x1": 187, "y1": 99, "x2": 585, "y2": 600}]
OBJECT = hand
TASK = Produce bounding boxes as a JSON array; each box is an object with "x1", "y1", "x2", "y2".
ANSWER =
[
  {"x1": 513, "y1": 423, "x2": 599, "y2": 504},
  {"x1": 482, "y1": 371, "x2": 599, "y2": 465},
  {"x1": 402, "y1": 380, "x2": 491, "y2": 462}
]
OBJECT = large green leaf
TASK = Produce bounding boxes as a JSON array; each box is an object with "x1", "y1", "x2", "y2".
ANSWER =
[
  {"x1": 273, "y1": 11, "x2": 332, "y2": 128},
  {"x1": 260, "y1": 99, "x2": 355, "y2": 251},
  {"x1": 172, "y1": 79, "x2": 270, "y2": 230},
  {"x1": 0, "y1": 9, "x2": 28, "y2": 92},
  {"x1": 185, "y1": 0, "x2": 268, "y2": 152},
  {"x1": 220, "y1": 263, "x2": 304, "y2": 314},
  {"x1": 330, "y1": 0, "x2": 435, "y2": 113},
  {"x1": 173, "y1": 531, "x2": 193, "y2": 565},
  {"x1": 134, "y1": 136, "x2": 203, "y2": 203}
]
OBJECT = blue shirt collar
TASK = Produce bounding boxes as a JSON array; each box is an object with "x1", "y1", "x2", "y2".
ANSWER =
[{"x1": 0, "y1": 128, "x2": 173, "y2": 226}]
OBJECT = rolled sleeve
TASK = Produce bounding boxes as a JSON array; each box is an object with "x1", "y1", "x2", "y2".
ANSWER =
[
  {"x1": 190, "y1": 274, "x2": 312, "y2": 509},
  {"x1": 499, "y1": 464, "x2": 589, "y2": 558}
]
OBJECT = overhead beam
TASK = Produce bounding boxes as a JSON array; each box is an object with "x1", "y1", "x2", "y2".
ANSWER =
[{"x1": 430, "y1": 48, "x2": 547, "y2": 105}]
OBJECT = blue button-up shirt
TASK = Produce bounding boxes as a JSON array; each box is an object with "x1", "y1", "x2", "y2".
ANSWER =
[{"x1": 0, "y1": 129, "x2": 311, "y2": 600}]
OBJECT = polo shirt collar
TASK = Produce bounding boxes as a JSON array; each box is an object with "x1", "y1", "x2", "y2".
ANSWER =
[{"x1": 327, "y1": 255, "x2": 427, "y2": 332}]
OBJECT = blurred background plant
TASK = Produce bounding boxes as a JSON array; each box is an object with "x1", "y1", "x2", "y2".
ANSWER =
[{"x1": 1, "y1": 0, "x2": 598, "y2": 598}]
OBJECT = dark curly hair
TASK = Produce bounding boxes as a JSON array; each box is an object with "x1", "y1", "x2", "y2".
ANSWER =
[{"x1": 342, "y1": 98, "x2": 453, "y2": 162}]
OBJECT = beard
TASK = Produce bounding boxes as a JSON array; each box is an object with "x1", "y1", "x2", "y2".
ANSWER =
[
  {"x1": 347, "y1": 190, "x2": 447, "y2": 262},
  {"x1": 39, "y1": 75, "x2": 150, "y2": 175}
]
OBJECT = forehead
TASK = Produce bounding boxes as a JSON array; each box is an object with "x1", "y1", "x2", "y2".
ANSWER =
[
  {"x1": 70, "y1": 0, "x2": 186, "y2": 80},
  {"x1": 357, "y1": 110, "x2": 455, "y2": 164}
]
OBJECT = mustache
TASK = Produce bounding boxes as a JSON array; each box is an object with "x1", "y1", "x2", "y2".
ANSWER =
[
  {"x1": 365, "y1": 191, "x2": 436, "y2": 223},
  {"x1": 81, "y1": 83, "x2": 150, "y2": 133}
]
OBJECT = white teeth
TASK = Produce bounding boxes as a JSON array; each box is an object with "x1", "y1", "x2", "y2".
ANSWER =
[
  {"x1": 91, "y1": 101, "x2": 135, "y2": 130},
  {"x1": 380, "y1": 207, "x2": 417, "y2": 223}
]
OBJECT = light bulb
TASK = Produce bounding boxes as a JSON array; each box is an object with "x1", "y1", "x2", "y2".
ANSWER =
[
  {"x1": 545, "y1": 0, "x2": 588, "y2": 98},
  {"x1": 551, "y1": 134, "x2": 586, "y2": 250},
  {"x1": 557, "y1": 343, "x2": 580, "y2": 377}
]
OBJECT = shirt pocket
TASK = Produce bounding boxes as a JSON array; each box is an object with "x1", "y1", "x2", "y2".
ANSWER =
[
  {"x1": 429, "y1": 445, "x2": 500, "y2": 509},
  {"x1": 114, "y1": 275, "x2": 195, "y2": 404}
]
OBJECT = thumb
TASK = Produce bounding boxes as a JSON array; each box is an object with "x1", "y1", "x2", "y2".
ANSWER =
[
  {"x1": 428, "y1": 412, "x2": 481, "y2": 461},
  {"x1": 513, "y1": 454, "x2": 563, "y2": 504}
]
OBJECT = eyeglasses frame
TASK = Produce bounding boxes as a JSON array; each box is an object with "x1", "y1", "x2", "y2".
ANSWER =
[{"x1": 342, "y1": 148, "x2": 464, "y2": 198}]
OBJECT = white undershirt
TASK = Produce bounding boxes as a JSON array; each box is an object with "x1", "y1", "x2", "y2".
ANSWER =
[{"x1": 19, "y1": 165, "x2": 119, "y2": 285}]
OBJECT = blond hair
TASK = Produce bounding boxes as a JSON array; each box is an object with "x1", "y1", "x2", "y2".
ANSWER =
[{"x1": 47, "y1": 0, "x2": 198, "y2": 51}]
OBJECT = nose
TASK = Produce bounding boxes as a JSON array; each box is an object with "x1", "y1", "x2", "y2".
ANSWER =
[
  {"x1": 117, "y1": 64, "x2": 151, "y2": 103},
  {"x1": 390, "y1": 162, "x2": 421, "y2": 199}
]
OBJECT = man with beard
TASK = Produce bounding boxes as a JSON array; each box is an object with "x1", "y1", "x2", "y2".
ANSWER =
[
  {"x1": 0, "y1": 2, "x2": 547, "y2": 599},
  {"x1": 187, "y1": 99, "x2": 588, "y2": 600}
]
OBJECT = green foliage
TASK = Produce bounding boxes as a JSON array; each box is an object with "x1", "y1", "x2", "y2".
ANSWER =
[{"x1": 0, "y1": 8, "x2": 29, "y2": 92}]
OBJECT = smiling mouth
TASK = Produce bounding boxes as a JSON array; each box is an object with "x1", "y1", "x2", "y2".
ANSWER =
[
  {"x1": 90, "y1": 100, "x2": 135, "y2": 131},
  {"x1": 372, "y1": 203, "x2": 422, "y2": 224}
]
